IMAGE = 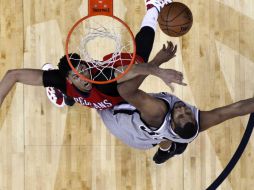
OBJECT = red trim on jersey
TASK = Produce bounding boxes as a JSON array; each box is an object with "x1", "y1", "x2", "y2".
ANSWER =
[
  {"x1": 65, "y1": 53, "x2": 144, "y2": 110},
  {"x1": 65, "y1": 81, "x2": 123, "y2": 109}
]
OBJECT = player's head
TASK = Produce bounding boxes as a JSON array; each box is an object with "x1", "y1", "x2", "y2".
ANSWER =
[
  {"x1": 171, "y1": 101, "x2": 198, "y2": 139},
  {"x1": 58, "y1": 53, "x2": 92, "y2": 92}
]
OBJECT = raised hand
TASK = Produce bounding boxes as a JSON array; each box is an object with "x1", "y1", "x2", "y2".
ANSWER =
[
  {"x1": 152, "y1": 41, "x2": 177, "y2": 66},
  {"x1": 157, "y1": 68, "x2": 187, "y2": 91}
]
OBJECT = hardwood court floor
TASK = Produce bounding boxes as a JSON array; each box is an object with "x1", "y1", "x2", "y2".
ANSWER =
[{"x1": 0, "y1": 0, "x2": 254, "y2": 190}]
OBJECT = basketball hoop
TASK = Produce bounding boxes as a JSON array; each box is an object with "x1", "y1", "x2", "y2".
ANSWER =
[{"x1": 66, "y1": 0, "x2": 136, "y2": 84}]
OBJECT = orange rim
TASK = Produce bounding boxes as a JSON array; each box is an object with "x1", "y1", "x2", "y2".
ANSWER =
[{"x1": 65, "y1": 14, "x2": 136, "y2": 84}]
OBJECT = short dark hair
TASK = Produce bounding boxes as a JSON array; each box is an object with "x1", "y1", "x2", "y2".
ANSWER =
[
  {"x1": 58, "y1": 53, "x2": 81, "y2": 77},
  {"x1": 174, "y1": 122, "x2": 198, "y2": 139}
]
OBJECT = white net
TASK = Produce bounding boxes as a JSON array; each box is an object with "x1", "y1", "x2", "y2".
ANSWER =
[{"x1": 67, "y1": 15, "x2": 135, "y2": 82}]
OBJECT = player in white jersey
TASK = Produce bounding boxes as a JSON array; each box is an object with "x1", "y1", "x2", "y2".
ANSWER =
[
  {"x1": 99, "y1": 54, "x2": 254, "y2": 164},
  {"x1": 98, "y1": 92, "x2": 199, "y2": 150}
]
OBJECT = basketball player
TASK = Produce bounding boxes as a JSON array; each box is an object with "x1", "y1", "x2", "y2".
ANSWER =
[
  {"x1": 0, "y1": 0, "x2": 174, "y2": 109},
  {"x1": 0, "y1": 41, "x2": 182, "y2": 108},
  {"x1": 98, "y1": 58, "x2": 254, "y2": 164},
  {"x1": 40, "y1": 0, "x2": 174, "y2": 109}
]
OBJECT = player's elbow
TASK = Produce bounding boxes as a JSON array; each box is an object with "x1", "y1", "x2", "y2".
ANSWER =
[
  {"x1": 117, "y1": 83, "x2": 128, "y2": 97},
  {"x1": 6, "y1": 69, "x2": 18, "y2": 81},
  {"x1": 233, "y1": 100, "x2": 252, "y2": 116},
  {"x1": 117, "y1": 83, "x2": 136, "y2": 99}
]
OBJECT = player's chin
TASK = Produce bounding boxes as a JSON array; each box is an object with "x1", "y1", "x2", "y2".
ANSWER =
[{"x1": 83, "y1": 83, "x2": 92, "y2": 91}]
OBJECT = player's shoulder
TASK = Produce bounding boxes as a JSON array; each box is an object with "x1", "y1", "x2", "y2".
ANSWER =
[
  {"x1": 42, "y1": 69, "x2": 67, "y2": 92},
  {"x1": 43, "y1": 69, "x2": 64, "y2": 79},
  {"x1": 151, "y1": 92, "x2": 181, "y2": 104}
]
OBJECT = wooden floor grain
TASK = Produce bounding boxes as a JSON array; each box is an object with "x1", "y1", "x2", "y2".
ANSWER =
[{"x1": 1, "y1": 0, "x2": 254, "y2": 189}]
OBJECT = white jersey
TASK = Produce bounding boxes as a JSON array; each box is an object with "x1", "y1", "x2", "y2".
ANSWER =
[{"x1": 98, "y1": 92, "x2": 200, "y2": 150}]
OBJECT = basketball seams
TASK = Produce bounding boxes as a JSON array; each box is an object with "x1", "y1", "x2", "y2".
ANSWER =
[
  {"x1": 163, "y1": 28, "x2": 179, "y2": 35},
  {"x1": 168, "y1": 8, "x2": 188, "y2": 23},
  {"x1": 158, "y1": 2, "x2": 193, "y2": 37},
  {"x1": 166, "y1": 4, "x2": 174, "y2": 22},
  {"x1": 159, "y1": 21, "x2": 193, "y2": 27},
  {"x1": 158, "y1": 4, "x2": 174, "y2": 23},
  {"x1": 159, "y1": 25, "x2": 180, "y2": 33}
]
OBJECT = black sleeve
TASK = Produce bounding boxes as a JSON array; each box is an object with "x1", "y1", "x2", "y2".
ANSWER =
[
  {"x1": 42, "y1": 70, "x2": 67, "y2": 94},
  {"x1": 135, "y1": 26, "x2": 155, "y2": 62}
]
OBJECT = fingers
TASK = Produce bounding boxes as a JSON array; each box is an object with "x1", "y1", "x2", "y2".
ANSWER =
[
  {"x1": 173, "y1": 77, "x2": 187, "y2": 86},
  {"x1": 167, "y1": 41, "x2": 173, "y2": 50},
  {"x1": 176, "y1": 78, "x2": 187, "y2": 86},
  {"x1": 170, "y1": 43, "x2": 177, "y2": 55},
  {"x1": 176, "y1": 70, "x2": 183, "y2": 77},
  {"x1": 172, "y1": 44, "x2": 177, "y2": 54},
  {"x1": 162, "y1": 69, "x2": 187, "y2": 88},
  {"x1": 171, "y1": 69, "x2": 183, "y2": 78},
  {"x1": 166, "y1": 80, "x2": 186, "y2": 92},
  {"x1": 167, "y1": 83, "x2": 175, "y2": 92},
  {"x1": 164, "y1": 41, "x2": 177, "y2": 56},
  {"x1": 172, "y1": 70, "x2": 187, "y2": 86},
  {"x1": 167, "y1": 81, "x2": 187, "y2": 90},
  {"x1": 163, "y1": 44, "x2": 166, "y2": 51},
  {"x1": 181, "y1": 82, "x2": 188, "y2": 86},
  {"x1": 162, "y1": 41, "x2": 172, "y2": 51},
  {"x1": 175, "y1": 77, "x2": 187, "y2": 86}
]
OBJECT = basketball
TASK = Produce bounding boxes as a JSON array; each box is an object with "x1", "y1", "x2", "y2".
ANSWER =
[{"x1": 158, "y1": 2, "x2": 193, "y2": 37}]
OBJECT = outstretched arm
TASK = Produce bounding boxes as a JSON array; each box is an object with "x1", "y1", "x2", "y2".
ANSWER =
[
  {"x1": 0, "y1": 69, "x2": 44, "y2": 106},
  {"x1": 117, "y1": 42, "x2": 186, "y2": 127},
  {"x1": 200, "y1": 98, "x2": 254, "y2": 132},
  {"x1": 118, "y1": 41, "x2": 186, "y2": 95},
  {"x1": 117, "y1": 62, "x2": 186, "y2": 87},
  {"x1": 117, "y1": 41, "x2": 180, "y2": 86}
]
